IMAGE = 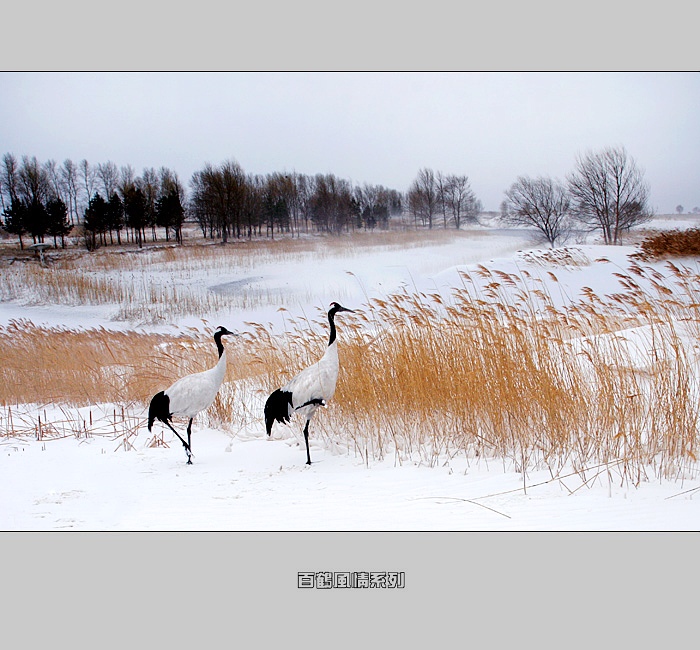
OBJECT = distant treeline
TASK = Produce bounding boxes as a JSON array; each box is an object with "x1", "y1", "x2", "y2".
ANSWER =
[
  {"x1": 0, "y1": 145, "x2": 658, "y2": 251},
  {"x1": 3, "y1": 154, "x2": 479, "y2": 250}
]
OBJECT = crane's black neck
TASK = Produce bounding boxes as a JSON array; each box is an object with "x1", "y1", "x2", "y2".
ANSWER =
[
  {"x1": 327, "y1": 307, "x2": 339, "y2": 346},
  {"x1": 214, "y1": 330, "x2": 226, "y2": 357}
]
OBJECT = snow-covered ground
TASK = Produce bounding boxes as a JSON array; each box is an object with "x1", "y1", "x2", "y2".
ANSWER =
[
  {"x1": 1, "y1": 217, "x2": 700, "y2": 531},
  {"x1": 3, "y1": 425, "x2": 697, "y2": 530}
]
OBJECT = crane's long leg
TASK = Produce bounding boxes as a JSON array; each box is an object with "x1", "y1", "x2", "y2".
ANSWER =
[
  {"x1": 186, "y1": 418, "x2": 194, "y2": 465},
  {"x1": 303, "y1": 420, "x2": 312, "y2": 465},
  {"x1": 163, "y1": 420, "x2": 193, "y2": 464}
]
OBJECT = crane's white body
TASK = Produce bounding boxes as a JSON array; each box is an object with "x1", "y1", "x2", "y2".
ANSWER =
[
  {"x1": 282, "y1": 339, "x2": 339, "y2": 421},
  {"x1": 165, "y1": 350, "x2": 227, "y2": 418}
]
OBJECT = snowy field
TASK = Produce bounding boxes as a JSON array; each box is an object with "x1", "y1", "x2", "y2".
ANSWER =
[{"x1": 2, "y1": 217, "x2": 700, "y2": 532}]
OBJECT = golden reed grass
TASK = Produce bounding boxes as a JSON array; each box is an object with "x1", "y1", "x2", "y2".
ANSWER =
[
  {"x1": 313, "y1": 260, "x2": 700, "y2": 484},
  {"x1": 633, "y1": 228, "x2": 700, "y2": 261},
  {"x1": 0, "y1": 320, "x2": 259, "y2": 406}
]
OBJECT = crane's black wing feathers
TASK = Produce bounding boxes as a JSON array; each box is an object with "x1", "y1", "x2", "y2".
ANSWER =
[
  {"x1": 148, "y1": 390, "x2": 171, "y2": 431},
  {"x1": 264, "y1": 389, "x2": 294, "y2": 435}
]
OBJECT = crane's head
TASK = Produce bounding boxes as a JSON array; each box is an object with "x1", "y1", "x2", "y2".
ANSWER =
[
  {"x1": 213, "y1": 326, "x2": 237, "y2": 358},
  {"x1": 215, "y1": 326, "x2": 238, "y2": 337},
  {"x1": 329, "y1": 302, "x2": 354, "y2": 315}
]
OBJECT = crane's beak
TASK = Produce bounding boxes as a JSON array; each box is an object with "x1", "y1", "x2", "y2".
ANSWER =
[{"x1": 338, "y1": 306, "x2": 355, "y2": 313}]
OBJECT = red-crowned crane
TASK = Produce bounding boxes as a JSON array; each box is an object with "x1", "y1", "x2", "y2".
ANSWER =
[
  {"x1": 264, "y1": 302, "x2": 354, "y2": 465},
  {"x1": 148, "y1": 326, "x2": 236, "y2": 464}
]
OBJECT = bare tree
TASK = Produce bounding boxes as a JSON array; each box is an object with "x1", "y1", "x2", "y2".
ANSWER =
[
  {"x1": 309, "y1": 173, "x2": 355, "y2": 234},
  {"x1": 279, "y1": 172, "x2": 304, "y2": 236},
  {"x1": 96, "y1": 161, "x2": 120, "y2": 200},
  {"x1": 44, "y1": 159, "x2": 63, "y2": 199},
  {"x1": 119, "y1": 164, "x2": 136, "y2": 194},
  {"x1": 190, "y1": 163, "x2": 217, "y2": 239},
  {"x1": 220, "y1": 160, "x2": 247, "y2": 240},
  {"x1": 79, "y1": 159, "x2": 97, "y2": 213},
  {"x1": 354, "y1": 183, "x2": 394, "y2": 230},
  {"x1": 568, "y1": 146, "x2": 652, "y2": 245},
  {"x1": 408, "y1": 168, "x2": 438, "y2": 229},
  {"x1": 435, "y1": 171, "x2": 450, "y2": 228},
  {"x1": 17, "y1": 156, "x2": 51, "y2": 207},
  {"x1": 443, "y1": 174, "x2": 481, "y2": 229},
  {"x1": 138, "y1": 167, "x2": 160, "y2": 240},
  {"x1": 189, "y1": 160, "x2": 247, "y2": 242},
  {"x1": 1, "y1": 153, "x2": 19, "y2": 210},
  {"x1": 265, "y1": 172, "x2": 296, "y2": 236},
  {"x1": 241, "y1": 173, "x2": 265, "y2": 238},
  {"x1": 60, "y1": 159, "x2": 80, "y2": 225},
  {"x1": 293, "y1": 173, "x2": 313, "y2": 234},
  {"x1": 502, "y1": 176, "x2": 571, "y2": 247}
]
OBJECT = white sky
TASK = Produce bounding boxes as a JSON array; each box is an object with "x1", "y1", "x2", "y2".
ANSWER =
[{"x1": 1, "y1": 72, "x2": 698, "y2": 213}]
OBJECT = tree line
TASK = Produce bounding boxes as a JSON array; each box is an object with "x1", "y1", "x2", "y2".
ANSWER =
[
  {"x1": 189, "y1": 161, "x2": 403, "y2": 241},
  {"x1": 0, "y1": 154, "x2": 404, "y2": 250},
  {"x1": 0, "y1": 155, "x2": 187, "y2": 250},
  {"x1": 0, "y1": 145, "x2": 654, "y2": 251}
]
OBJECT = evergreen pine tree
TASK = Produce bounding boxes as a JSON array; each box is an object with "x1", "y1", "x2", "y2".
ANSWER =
[
  {"x1": 83, "y1": 193, "x2": 107, "y2": 250},
  {"x1": 2, "y1": 199, "x2": 29, "y2": 249},
  {"x1": 46, "y1": 197, "x2": 72, "y2": 248}
]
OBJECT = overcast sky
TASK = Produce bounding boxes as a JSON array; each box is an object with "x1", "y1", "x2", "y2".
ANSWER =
[{"x1": 1, "y1": 72, "x2": 698, "y2": 213}]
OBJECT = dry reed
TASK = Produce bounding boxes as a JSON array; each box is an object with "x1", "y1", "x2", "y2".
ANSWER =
[
  {"x1": 305, "y1": 260, "x2": 700, "y2": 485},
  {"x1": 633, "y1": 228, "x2": 700, "y2": 261}
]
